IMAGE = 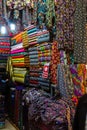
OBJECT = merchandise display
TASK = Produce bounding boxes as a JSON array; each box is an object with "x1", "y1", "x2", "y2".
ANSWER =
[{"x1": 0, "y1": 0, "x2": 87, "y2": 130}]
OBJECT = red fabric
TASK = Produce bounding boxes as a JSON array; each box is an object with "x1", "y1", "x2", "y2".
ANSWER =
[
  {"x1": 39, "y1": 123, "x2": 52, "y2": 130},
  {"x1": 12, "y1": 55, "x2": 24, "y2": 59}
]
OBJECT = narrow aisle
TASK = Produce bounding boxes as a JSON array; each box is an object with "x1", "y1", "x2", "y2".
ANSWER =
[{"x1": 1, "y1": 120, "x2": 17, "y2": 130}]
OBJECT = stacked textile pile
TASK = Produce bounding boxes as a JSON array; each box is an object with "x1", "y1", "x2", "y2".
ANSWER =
[
  {"x1": 28, "y1": 45, "x2": 39, "y2": 87},
  {"x1": 23, "y1": 88, "x2": 75, "y2": 130},
  {"x1": 27, "y1": 25, "x2": 50, "y2": 89},
  {"x1": 24, "y1": 25, "x2": 50, "y2": 46},
  {"x1": 11, "y1": 33, "x2": 29, "y2": 84},
  {"x1": 0, "y1": 36, "x2": 10, "y2": 67},
  {"x1": 38, "y1": 42, "x2": 51, "y2": 65},
  {"x1": 24, "y1": 25, "x2": 37, "y2": 46},
  {"x1": 37, "y1": 30, "x2": 50, "y2": 44},
  {"x1": 38, "y1": 42, "x2": 51, "y2": 91}
]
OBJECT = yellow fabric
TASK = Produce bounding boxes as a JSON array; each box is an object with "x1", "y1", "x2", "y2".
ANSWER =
[{"x1": 12, "y1": 76, "x2": 25, "y2": 83}]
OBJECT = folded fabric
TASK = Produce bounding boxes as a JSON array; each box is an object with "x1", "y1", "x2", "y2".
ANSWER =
[
  {"x1": 13, "y1": 73, "x2": 26, "y2": 78},
  {"x1": 11, "y1": 43, "x2": 23, "y2": 51},
  {"x1": 30, "y1": 63, "x2": 39, "y2": 65},
  {"x1": 27, "y1": 28, "x2": 37, "y2": 34},
  {"x1": 13, "y1": 67, "x2": 26, "y2": 71},
  {"x1": 38, "y1": 45, "x2": 51, "y2": 51},
  {"x1": 12, "y1": 63, "x2": 25, "y2": 67},
  {"x1": 12, "y1": 76, "x2": 25, "y2": 83},
  {"x1": 29, "y1": 55, "x2": 38, "y2": 59},
  {"x1": 38, "y1": 52, "x2": 51, "y2": 57},
  {"x1": 25, "y1": 25, "x2": 36, "y2": 30},
  {"x1": 12, "y1": 55, "x2": 24, "y2": 59},
  {"x1": 11, "y1": 52, "x2": 27, "y2": 56},
  {"x1": 0, "y1": 42, "x2": 10, "y2": 46},
  {"x1": 11, "y1": 48, "x2": 25, "y2": 54},
  {"x1": 39, "y1": 57, "x2": 51, "y2": 62},
  {"x1": 30, "y1": 59, "x2": 38, "y2": 62},
  {"x1": 30, "y1": 72, "x2": 39, "y2": 77},
  {"x1": 29, "y1": 51, "x2": 38, "y2": 55},
  {"x1": 37, "y1": 36, "x2": 49, "y2": 43},
  {"x1": 0, "y1": 46, "x2": 10, "y2": 48},
  {"x1": 12, "y1": 57, "x2": 25, "y2": 61},
  {"x1": 28, "y1": 46, "x2": 38, "y2": 51}
]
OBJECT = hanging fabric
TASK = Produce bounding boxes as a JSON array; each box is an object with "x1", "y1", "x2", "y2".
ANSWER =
[
  {"x1": 74, "y1": 0, "x2": 87, "y2": 63},
  {"x1": 56, "y1": 0, "x2": 75, "y2": 50}
]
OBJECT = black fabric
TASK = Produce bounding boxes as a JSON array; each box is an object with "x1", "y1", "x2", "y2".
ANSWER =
[{"x1": 73, "y1": 94, "x2": 87, "y2": 130}]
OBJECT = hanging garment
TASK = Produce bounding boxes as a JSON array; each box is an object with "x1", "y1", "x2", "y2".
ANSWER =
[
  {"x1": 50, "y1": 41, "x2": 60, "y2": 85},
  {"x1": 74, "y1": 0, "x2": 87, "y2": 63},
  {"x1": 57, "y1": 64, "x2": 74, "y2": 98},
  {"x1": 37, "y1": 0, "x2": 47, "y2": 27},
  {"x1": 46, "y1": 0, "x2": 55, "y2": 28},
  {"x1": 56, "y1": 0, "x2": 75, "y2": 49}
]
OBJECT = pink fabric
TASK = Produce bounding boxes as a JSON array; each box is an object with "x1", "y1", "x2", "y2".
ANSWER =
[{"x1": 11, "y1": 48, "x2": 25, "y2": 54}]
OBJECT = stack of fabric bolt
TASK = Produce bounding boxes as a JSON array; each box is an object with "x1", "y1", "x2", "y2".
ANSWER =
[
  {"x1": 38, "y1": 42, "x2": 51, "y2": 65},
  {"x1": 27, "y1": 25, "x2": 50, "y2": 88},
  {"x1": 11, "y1": 33, "x2": 28, "y2": 84},
  {"x1": 38, "y1": 42, "x2": 51, "y2": 91},
  {"x1": 37, "y1": 30, "x2": 50, "y2": 90},
  {"x1": 37, "y1": 30, "x2": 50, "y2": 44},
  {"x1": 28, "y1": 45, "x2": 39, "y2": 87},
  {"x1": 0, "y1": 36, "x2": 10, "y2": 67},
  {"x1": 25, "y1": 25, "x2": 37, "y2": 46}
]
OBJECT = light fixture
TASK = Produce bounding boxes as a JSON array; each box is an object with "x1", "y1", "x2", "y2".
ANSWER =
[
  {"x1": 9, "y1": 23, "x2": 16, "y2": 32},
  {"x1": 0, "y1": 26, "x2": 7, "y2": 35}
]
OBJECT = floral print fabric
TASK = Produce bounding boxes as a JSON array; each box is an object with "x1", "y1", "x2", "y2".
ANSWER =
[{"x1": 55, "y1": 0, "x2": 75, "y2": 50}]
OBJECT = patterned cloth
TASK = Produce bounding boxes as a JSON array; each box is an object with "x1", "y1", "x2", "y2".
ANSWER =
[
  {"x1": 74, "y1": 0, "x2": 87, "y2": 63},
  {"x1": 23, "y1": 88, "x2": 75, "y2": 130},
  {"x1": 50, "y1": 41, "x2": 60, "y2": 85},
  {"x1": 56, "y1": 0, "x2": 75, "y2": 49}
]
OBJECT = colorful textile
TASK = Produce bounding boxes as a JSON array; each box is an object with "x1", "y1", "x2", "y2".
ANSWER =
[
  {"x1": 70, "y1": 64, "x2": 86, "y2": 97},
  {"x1": 50, "y1": 41, "x2": 60, "y2": 85}
]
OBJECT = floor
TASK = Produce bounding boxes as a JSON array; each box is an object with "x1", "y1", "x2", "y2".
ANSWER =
[{"x1": 0, "y1": 120, "x2": 17, "y2": 130}]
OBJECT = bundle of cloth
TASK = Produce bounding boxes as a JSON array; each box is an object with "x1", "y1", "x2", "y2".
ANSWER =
[
  {"x1": 11, "y1": 33, "x2": 28, "y2": 67},
  {"x1": 38, "y1": 68, "x2": 50, "y2": 91},
  {"x1": 29, "y1": 66, "x2": 40, "y2": 87},
  {"x1": 12, "y1": 67, "x2": 27, "y2": 84},
  {"x1": 11, "y1": 34, "x2": 29, "y2": 84},
  {"x1": 28, "y1": 45, "x2": 39, "y2": 66},
  {"x1": 23, "y1": 88, "x2": 75, "y2": 130},
  {"x1": 24, "y1": 25, "x2": 50, "y2": 47},
  {"x1": 38, "y1": 42, "x2": 51, "y2": 66},
  {"x1": 0, "y1": 37, "x2": 10, "y2": 67},
  {"x1": 37, "y1": 30, "x2": 50, "y2": 44}
]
